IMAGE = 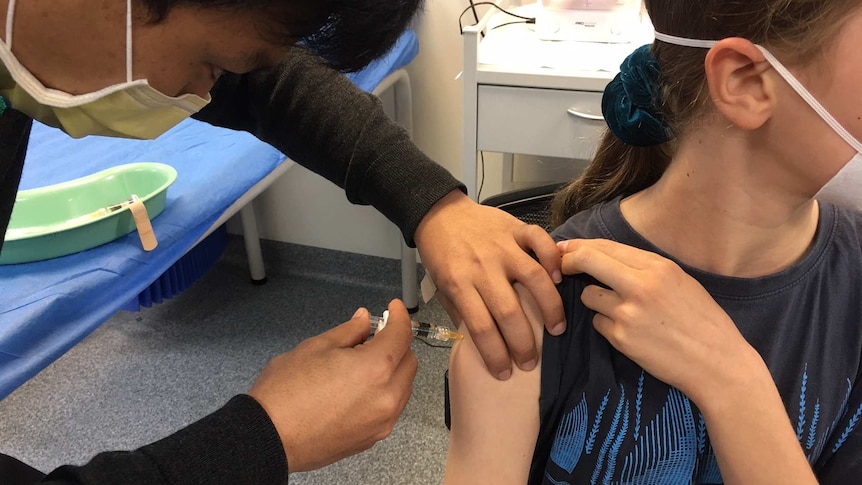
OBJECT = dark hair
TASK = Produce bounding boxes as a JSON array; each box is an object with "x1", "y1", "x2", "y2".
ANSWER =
[
  {"x1": 550, "y1": 0, "x2": 862, "y2": 227},
  {"x1": 138, "y1": 0, "x2": 424, "y2": 72}
]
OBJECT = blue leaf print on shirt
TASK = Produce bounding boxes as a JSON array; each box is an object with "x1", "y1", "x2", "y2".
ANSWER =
[
  {"x1": 618, "y1": 388, "x2": 698, "y2": 485},
  {"x1": 828, "y1": 378, "x2": 853, "y2": 439},
  {"x1": 543, "y1": 365, "x2": 849, "y2": 484},
  {"x1": 635, "y1": 371, "x2": 644, "y2": 441},
  {"x1": 797, "y1": 365, "x2": 808, "y2": 441},
  {"x1": 694, "y1": 445, "x2": 722, "y2": 484},
  {"x1": 591, "y1": 385, "x2": 626, "y2": 485},
  {"x1": 832, "y1": 401, "x2": 862, "y2": 454},
  {"x1": 807, "y1": 399, "x2": 821, "y2": 451},
  {"x1": 551, "y1": 394, "x2": 589, "y2": 473},
  {"x1": 586, "y1": 389, "x2": 611, "y2": 455},
  {"x1": 604, "y1": 401, "x2": 631, "y2": 484}
]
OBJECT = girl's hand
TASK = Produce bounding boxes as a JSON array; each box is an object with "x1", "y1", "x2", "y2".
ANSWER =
[{"x1": 558, "y1": 238, "x2": 763, "y2": 403}]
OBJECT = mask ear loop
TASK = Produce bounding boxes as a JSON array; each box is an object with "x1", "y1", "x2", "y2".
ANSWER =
[
  {"x1": 6, "y1": 0, "x2": 16, "y2": 48},
  {"x1": 653, "y1": 31, "x2": 717, "y2": 49},
  {"x1": 654, "y1": 31, "x2": 862, "y2": 154},
  {"x1": 755, "y1": 46, "x2": 862, "y2": 154},
  {"x1": 126, "y1": 0, "x2": 133, "y2": 83}
]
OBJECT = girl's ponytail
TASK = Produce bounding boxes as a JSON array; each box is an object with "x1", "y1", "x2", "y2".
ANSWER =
[{"x1": 551, "y1": 45, "x2": 671, "y2": 227}]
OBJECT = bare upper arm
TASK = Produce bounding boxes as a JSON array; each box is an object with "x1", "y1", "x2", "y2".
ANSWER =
[{"x1": 443, "y1": 283, "x2": 546, "y2": 485}]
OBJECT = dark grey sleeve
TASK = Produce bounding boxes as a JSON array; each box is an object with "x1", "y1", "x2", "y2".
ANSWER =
[
  {"x1": 193, "y1": 47, "x2": 466, "y2": 246},
  {"x1": 37, "y1": 395, "x2": 288, "y2": 485}
]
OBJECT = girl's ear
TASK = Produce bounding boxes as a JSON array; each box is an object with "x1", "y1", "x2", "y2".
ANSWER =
[{"x1": 705, "y1": 38, "x2": 777, "y2": 131}]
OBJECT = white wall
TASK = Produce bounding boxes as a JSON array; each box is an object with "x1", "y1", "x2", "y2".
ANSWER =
[{"x1": 406, "y1": 0, "x2": 466, "y2": 184}]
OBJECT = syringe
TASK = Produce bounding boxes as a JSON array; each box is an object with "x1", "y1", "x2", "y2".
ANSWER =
[{"x1": 369, "y1": 311, "x2": 463, "y2": 342}]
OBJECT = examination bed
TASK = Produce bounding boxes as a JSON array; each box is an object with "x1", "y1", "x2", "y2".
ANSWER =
[{"x1": 0, "y1": 30, "x2": 420, "y2": 400}]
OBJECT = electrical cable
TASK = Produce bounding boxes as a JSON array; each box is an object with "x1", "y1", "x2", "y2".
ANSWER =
[
  {"x1": 469, "y1": 0, "x2": 480, "y2": 24},
  {"x1": 459, "y1": 1, "x2": 535, "y2": 35},
  {"x1": 468, "y1": 0, "x2": 485, "y2": 38},
  {"x1": 467, "y1": 0, "x2": 484, "y2": 38},
  {"x1": 491, "y1": 19, "x2": 535, "y2": 31}
]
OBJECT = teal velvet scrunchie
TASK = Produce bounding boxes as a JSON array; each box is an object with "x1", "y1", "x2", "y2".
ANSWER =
[
  {"x1": 601, "y1": 44, "x2": 670, "y2": 147},
  {"x1": 0, "y1": 96, "x2": 7, "y2": 117}
]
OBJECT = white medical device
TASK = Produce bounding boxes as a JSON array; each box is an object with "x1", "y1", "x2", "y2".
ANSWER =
[{"x1": 535, "y1": 0, "x2": 644, "y2": 43}]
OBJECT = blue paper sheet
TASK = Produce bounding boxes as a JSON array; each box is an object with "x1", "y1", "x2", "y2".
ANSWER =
[{"x1": 0, "y1": 30, "x2": 419, "y2": 399}]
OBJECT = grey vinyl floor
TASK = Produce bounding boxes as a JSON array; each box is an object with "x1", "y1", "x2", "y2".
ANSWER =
[{"x1": 0, "y1": 236, "x2": 453, "y2": 484}]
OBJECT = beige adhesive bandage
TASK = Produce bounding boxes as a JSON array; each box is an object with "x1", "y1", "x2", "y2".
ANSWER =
[{"x1": 128, "y1": 195, "x2": 157, "y2": 251}]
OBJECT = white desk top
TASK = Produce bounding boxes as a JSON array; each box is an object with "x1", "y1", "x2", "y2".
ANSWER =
[{"x1": 476, "y1": 5, "x2": 654, "y2": 90}]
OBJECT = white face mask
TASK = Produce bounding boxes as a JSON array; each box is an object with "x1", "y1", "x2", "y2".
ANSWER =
[
  {"x1": 654, "y1": 31, "x2": 862, "y2": 212},
  {"x1": 0, "y1": 0, "x2": 210, "y2": 139}
]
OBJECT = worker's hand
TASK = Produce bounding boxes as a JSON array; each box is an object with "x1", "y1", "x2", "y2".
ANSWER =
[
  {"x1": 558, "y1": 238, "x2": 763, "y2": 402},
  {"x1": 415, "y1": 190, "x2": 565, "y2": 381},
  {"x1": 248, "y1": 299, "x2": 417, "y2": 473}
]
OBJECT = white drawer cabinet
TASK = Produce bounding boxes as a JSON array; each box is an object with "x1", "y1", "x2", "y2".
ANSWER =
[
  {"x1": 477, "y1": 85, "x2": 605, "y2": 160},
  {"x1": 462, "y1": 0, "x2": 625, "y2": 201}
]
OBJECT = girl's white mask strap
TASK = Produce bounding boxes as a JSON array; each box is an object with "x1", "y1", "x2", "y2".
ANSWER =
[{"x1": 653, "y1": 31, "x2": 718, "y2": 49}]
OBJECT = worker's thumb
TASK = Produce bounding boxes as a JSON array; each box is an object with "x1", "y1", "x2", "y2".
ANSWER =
[{"x1": 323, "y1": 307, "x2": 372, "y2": 349}]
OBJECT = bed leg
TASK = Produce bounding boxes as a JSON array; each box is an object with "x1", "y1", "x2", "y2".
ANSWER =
[
  {"x1": 240, "y1": 202, "x2": 267, "y2": 285},
  {"x1": 401, "y1": 242, "x2": 419, "y2": 313}
]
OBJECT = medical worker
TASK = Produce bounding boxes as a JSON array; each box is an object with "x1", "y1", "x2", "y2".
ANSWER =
[{"x1": 0, "y1": 0, "x2": 565, "y2": 483}]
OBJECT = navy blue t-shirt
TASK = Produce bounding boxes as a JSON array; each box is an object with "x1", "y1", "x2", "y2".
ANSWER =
[{"x1": 530, "y1": 197, "x2": 862, "y2": 484}]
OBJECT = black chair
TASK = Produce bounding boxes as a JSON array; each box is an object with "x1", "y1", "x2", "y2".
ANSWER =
[
  {"x1": 444, "y1": 181, "x2": 566, "y2": 430},
  {"x1": 479, "y1": 181, "x2": 566, "y2": 232}
]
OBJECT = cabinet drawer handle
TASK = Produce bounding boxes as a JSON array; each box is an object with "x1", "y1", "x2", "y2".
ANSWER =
[{"x1": 567, "y1": 108, "x2": 604, "y2": 121}]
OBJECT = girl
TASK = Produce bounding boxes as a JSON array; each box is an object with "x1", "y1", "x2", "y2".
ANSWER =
[{"x1": 445, "y1": 1, "x2": 862, "y2": 483}]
